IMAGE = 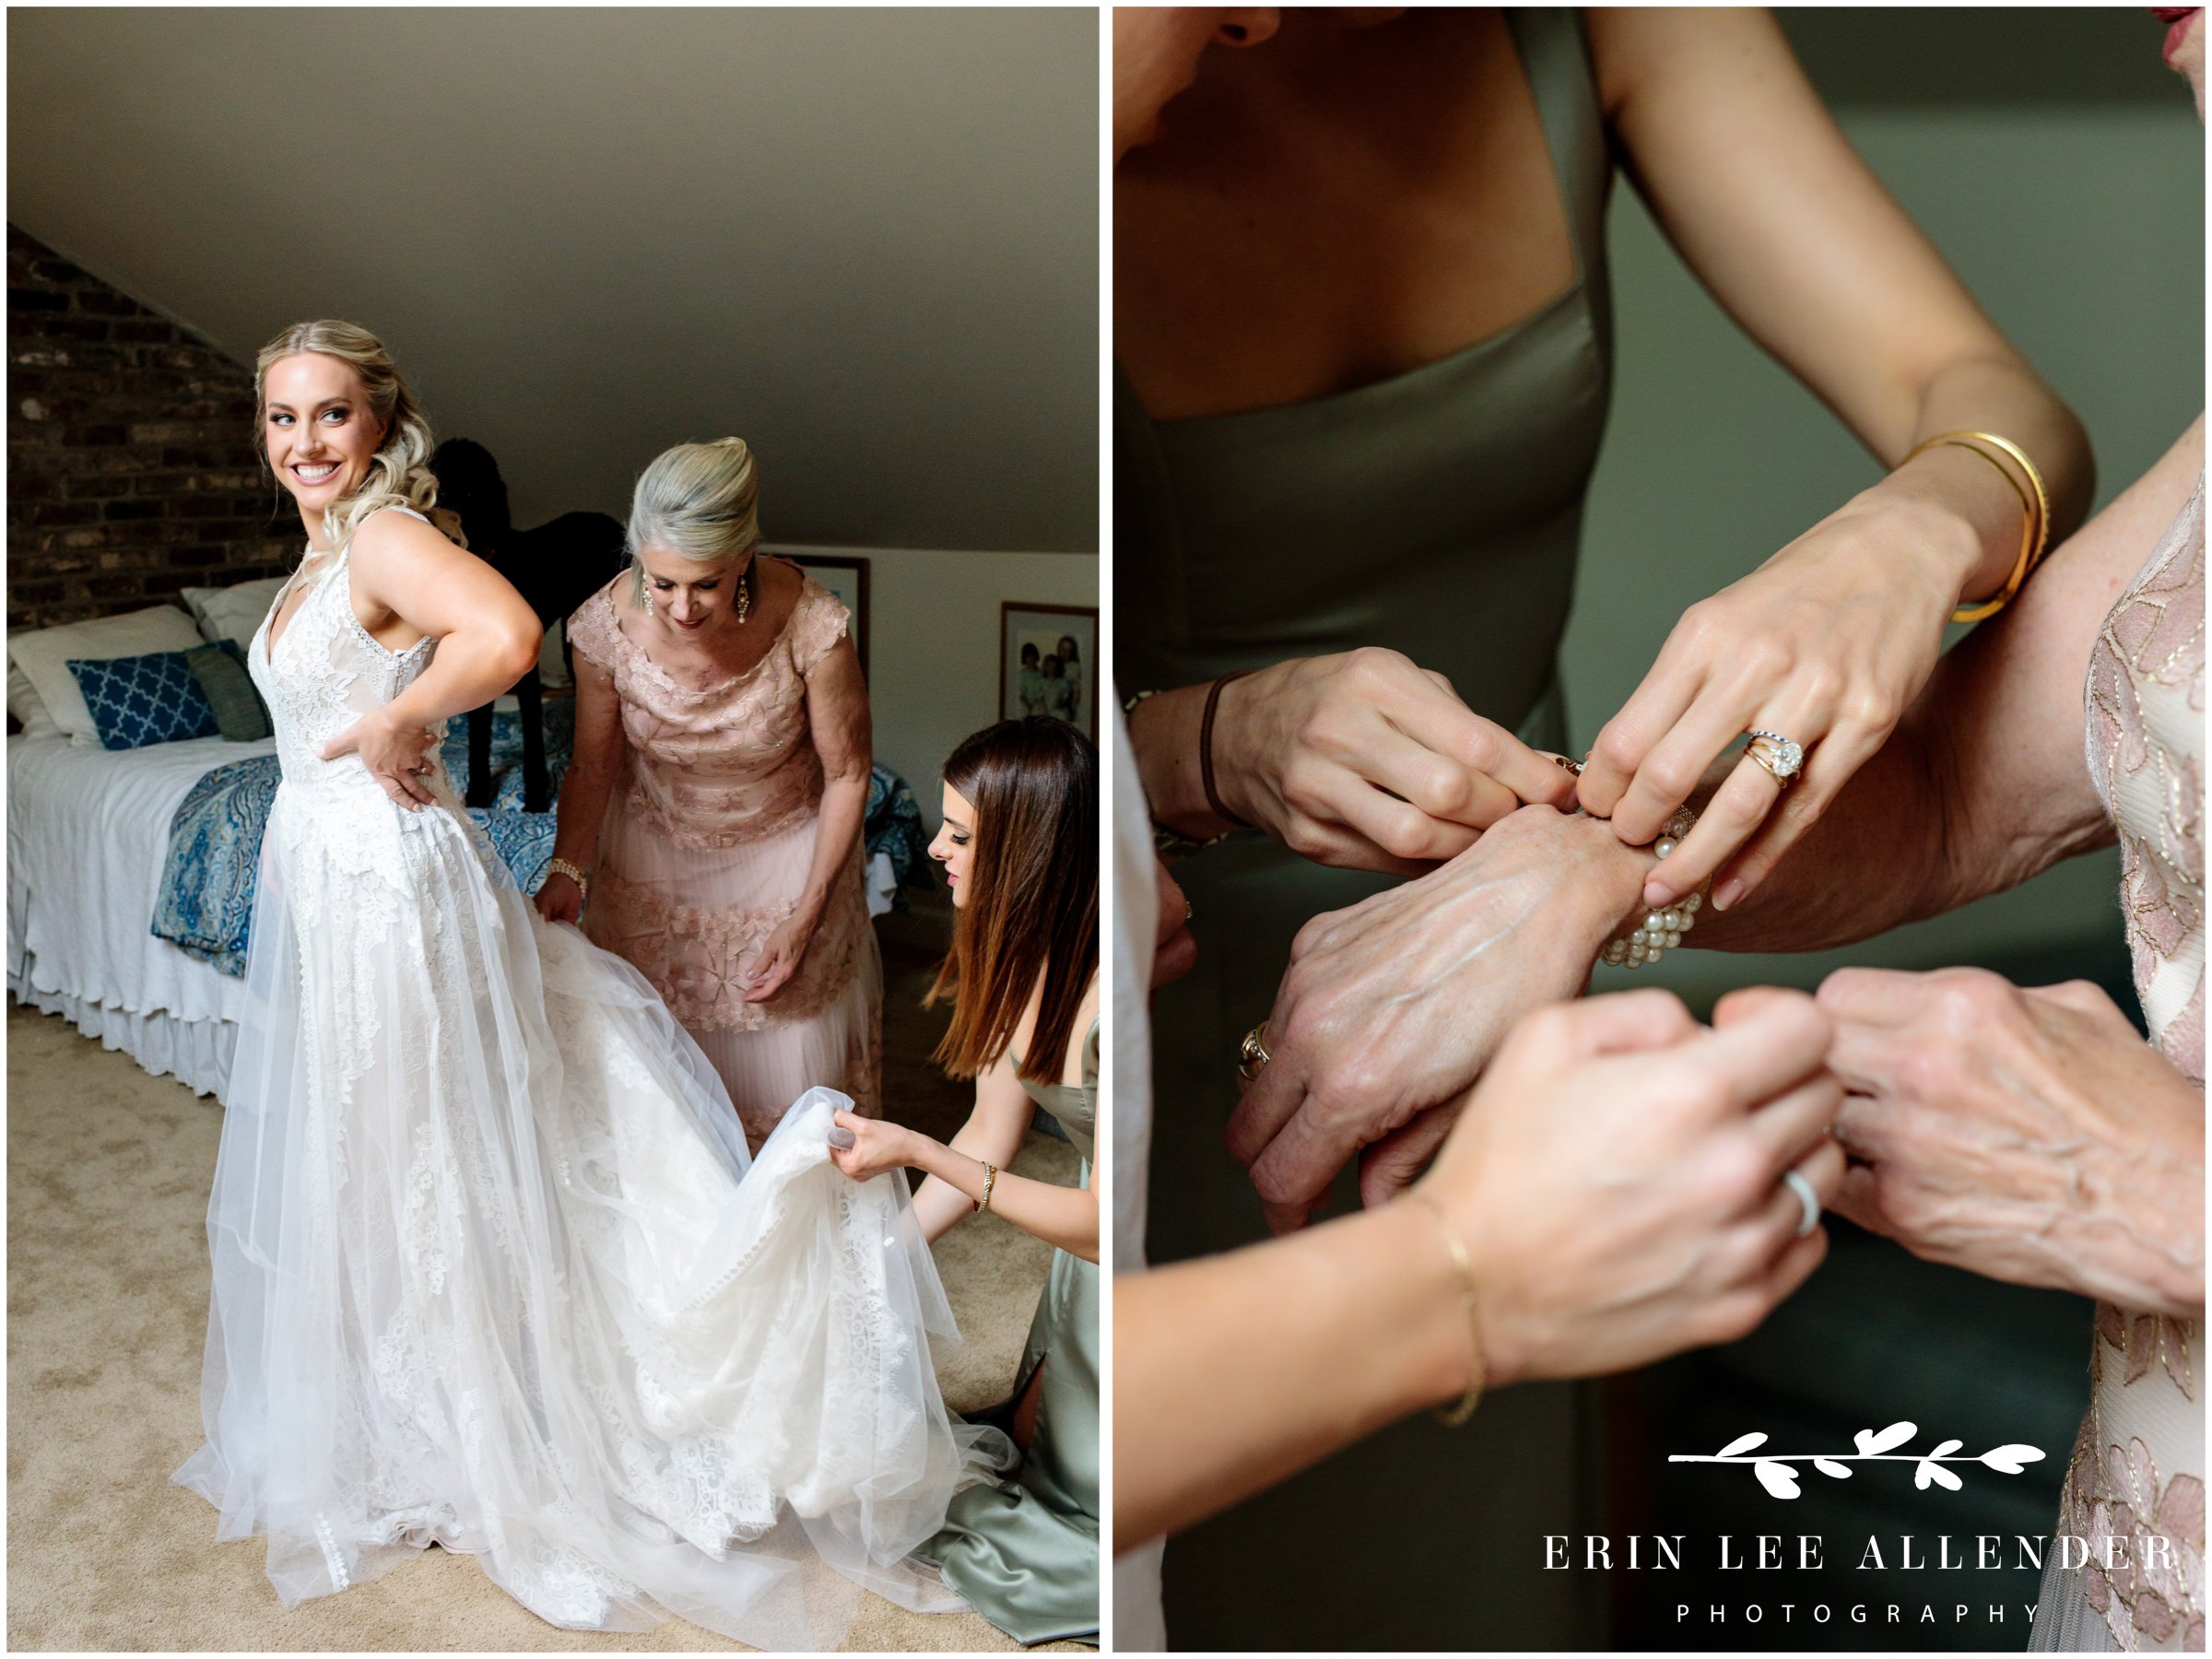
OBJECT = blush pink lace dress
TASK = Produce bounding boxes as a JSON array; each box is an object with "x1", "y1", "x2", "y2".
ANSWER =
[
  {"x1": 568, "y1": 565, "x2": 881, "y2": 1149},
  {"x1": 2033, "y1": 476, "x2": 2206, "y2": 1653}
]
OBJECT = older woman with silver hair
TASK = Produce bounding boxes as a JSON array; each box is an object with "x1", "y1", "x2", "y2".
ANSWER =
[{"x1": 541, "y1": 438, "x2": 880, "y2": 1149}]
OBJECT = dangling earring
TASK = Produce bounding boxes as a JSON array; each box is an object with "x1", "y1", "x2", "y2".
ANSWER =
[
  {"x1": 645, "y1": 589, "x2": 654, "y2": 619},
  {"x1": 734, "y1": 559, "x2": 752, "y2": 626}
]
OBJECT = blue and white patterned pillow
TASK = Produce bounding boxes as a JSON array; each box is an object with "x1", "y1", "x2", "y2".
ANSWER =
[{"x1": 66, "y1": 651, "x2": 220, "y2": 750}]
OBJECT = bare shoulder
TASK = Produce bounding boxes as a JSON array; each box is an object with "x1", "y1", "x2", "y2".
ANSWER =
[
  {"x1": 756, "y1": 553, "x2": 809, "y2": 615},
  {"x1": 349, "y1": 503, "x2": 475, "y2": 574}
]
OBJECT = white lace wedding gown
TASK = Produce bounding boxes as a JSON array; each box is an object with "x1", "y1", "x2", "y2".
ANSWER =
[{"x1": 173, "y1": 519, "x2": 1000, "y2": 1647}]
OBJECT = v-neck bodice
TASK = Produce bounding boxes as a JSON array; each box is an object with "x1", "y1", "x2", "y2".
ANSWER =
[{"x1": 249, "y1": 526, "x2": 440, "y2": 810}]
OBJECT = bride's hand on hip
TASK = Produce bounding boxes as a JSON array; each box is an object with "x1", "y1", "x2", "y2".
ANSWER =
[
  {"x1": 1227, "y1": 806, "x2": 1650, "y2": 1231},
  {"x1": 739, "y1": 913, "x2": 815, "y2": 1004},
  {"x1": 1133, "y1": 650, "x2": 1578, "y2": 877},
  {"x1": 322, "y1": 709, "x2": 439, "y2": 811},
  {"x1": 828, "y1": 1110, "x2": 918, "y2": 1182},
  {"x1": 1575, "y1": 500, "x2": 1963, "y2": 913},
  {"x1": 1819, "y1": 967, "x2": 2206, "y2": 1315},
  {"x1": 1419, "y1": 986, "x2": 1842, "y2": 1388}
]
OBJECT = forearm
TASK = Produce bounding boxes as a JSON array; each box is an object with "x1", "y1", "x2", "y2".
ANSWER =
[
  {"x1": 911, "y1": 1106, "x2": 1032, "y2": 1244},
  {"x1": 382, "y1": 623, "x2": 540, "y2": 733},
  {"x1": 1688, "y1": 419, "x2": 2187, "y2": 952},
  {"x1": 908, "y1": 1135, "x2": 1098, "y2": 1262},
  {"x1": 1596, "y1": 5, "x2": 2089, "y2": 604},
  {"x1": 799, "y1": 770, "x2": 869, "y2": 925},
  {"x1": 1685, "y1": 721, "x2": 1955, "y2": 952},
  {"x1": 1873, "y1": 354, "x2": 2092, "y2": 607},
  {"x1": 550, "y1": 746, "x2": 621, "y2": 869},
  {"x1": 1114, "y1": 1198, "x2": 1468, "y2": 1549},
  {"x1": 1127, "y1": 681, "x2": 1231, "y2": 840}
]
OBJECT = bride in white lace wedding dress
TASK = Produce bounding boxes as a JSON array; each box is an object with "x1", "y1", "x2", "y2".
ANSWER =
[{"x1": 172, "y1": 324, "x2": 997, "y2": 1647}]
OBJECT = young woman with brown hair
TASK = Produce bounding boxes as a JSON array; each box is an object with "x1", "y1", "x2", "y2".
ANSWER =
[{"x1": 830, "y1": 716, "x2": 1100, "y2": 1645}]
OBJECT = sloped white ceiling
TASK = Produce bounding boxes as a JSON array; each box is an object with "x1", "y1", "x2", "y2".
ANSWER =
[{"x1": 8, "y1": 6, "x2": 1098, "y2": 551}]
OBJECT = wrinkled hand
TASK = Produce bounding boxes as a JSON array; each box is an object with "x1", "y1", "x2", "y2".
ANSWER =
[
  {"x1": 1577, "y1": 499, "x2": 1959, "y2": 912},
  {"x1": 828, "y1": 1110, "x2": 917, "y2": 1182},
  {"x1": 1418, "y1": 986, "x2": 1843, "y2": 1388},
  {"x1": 741, "y1": 913, "x2": 816, "y2": 1004},
  {"x1": 1153, "y1": 859, "x2": 1195, "y2": 989},
  {"x1": 1819, "y1": 967, "x2": 2205, "y2": 1313},
  {"x1": 1213, "y1": 650, "x2": 1578, "y2": 875},
  {"x1": 321, "y1": 709, "x2": 439, "y2": 811},
  {"x1": 535, "y1": 872, "x2": 583, "y2": 927},
  {"x1": 1226, "y1": 806, "x2": 1649, "y2": 1231}
]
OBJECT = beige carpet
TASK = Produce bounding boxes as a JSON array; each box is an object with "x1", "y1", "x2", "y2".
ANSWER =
[{"x1": 7, "y1": 911, "x2": 1082, "y2": 1652}]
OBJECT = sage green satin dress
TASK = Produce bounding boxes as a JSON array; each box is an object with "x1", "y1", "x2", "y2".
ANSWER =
[
  {"x1": 1115, "y1": 11, "x2": 1617, "y2": 1649},
  {"x1": 924, "y1": 1019, "x2": 1099, "y2": 1646}
]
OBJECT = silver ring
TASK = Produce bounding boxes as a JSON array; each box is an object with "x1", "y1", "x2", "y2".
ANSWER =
[
  {"x1": 1744, "y1": 730, "x2": 1806, "y2": 784},
  {"x1": 1783, "y1": 1168, "x2": 1821, "y2": 1237}
]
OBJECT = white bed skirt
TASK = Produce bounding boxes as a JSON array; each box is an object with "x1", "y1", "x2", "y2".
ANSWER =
[
  {"x1": 8, "y1": 731, "x2": 270, "y2": 1102},
  {"x1": 8, "y1": 971, "x2": 235, "y2": 1098}
]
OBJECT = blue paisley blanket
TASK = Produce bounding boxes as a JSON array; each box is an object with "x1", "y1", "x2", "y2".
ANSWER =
[{"x1": 154, "y1": 708, "x2": 933, "y2": 977}]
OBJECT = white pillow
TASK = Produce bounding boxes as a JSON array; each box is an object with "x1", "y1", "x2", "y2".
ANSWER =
[
  {"x1": 7, "y1": 605, "x2": 210, "y2": 747},
  {"x1": 182, "y1": 576, "x2": 288, "y2": 653},
  {"x1": 6, "y1": 655, "x2": 61, "y2": 740}
]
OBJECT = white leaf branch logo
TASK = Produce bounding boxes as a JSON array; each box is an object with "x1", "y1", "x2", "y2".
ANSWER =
[{"x1": 1669, "y1": 1422, "x2": 2045, "y2": 1500}]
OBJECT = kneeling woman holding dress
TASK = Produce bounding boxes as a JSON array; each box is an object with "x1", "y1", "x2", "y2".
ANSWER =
[
  {"x1": 831, "y1": 717, "x2": 1101, "y2": 1645},
  {"x1": 542, "y1": 439, "x2": 880, "y2": 1149}
]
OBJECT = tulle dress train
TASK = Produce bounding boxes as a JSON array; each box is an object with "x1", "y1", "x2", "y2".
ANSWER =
[{"x1": 173, "y1": 515, "x2": 1002, "y2": 1648}]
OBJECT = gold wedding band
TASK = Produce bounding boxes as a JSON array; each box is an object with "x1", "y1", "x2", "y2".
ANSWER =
[{"x1": 1238, "y1": 1021, "x2": 1273, "y2": 1081}]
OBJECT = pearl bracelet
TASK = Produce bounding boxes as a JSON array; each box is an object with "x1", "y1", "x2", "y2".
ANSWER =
[{"x1": 1597, "y1": 805, "x2": 1707, "y2": 971}]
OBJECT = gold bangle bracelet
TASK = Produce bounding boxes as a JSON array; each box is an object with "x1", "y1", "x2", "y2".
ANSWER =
[
  {"x1": 1406, "y1": 1191, "x2": 1486, "y2": 1427},
  {"x1": 1901, "y1": 429, "x2": 2052, "y2": 623},
  {"x1": 976, "y1": 1160, "x2": 997, "y2": 1214}
]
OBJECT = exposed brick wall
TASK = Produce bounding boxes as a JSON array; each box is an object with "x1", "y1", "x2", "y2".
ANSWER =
[{"x1": 8, "y1": 225, "x2": 294, "y2": 634}]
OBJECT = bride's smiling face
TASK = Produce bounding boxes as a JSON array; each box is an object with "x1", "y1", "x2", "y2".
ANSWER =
[
  {"x1": 261, "y1": 352, "x2": 387, "y2": 517},
  {"x1": 929, "y1": 783, "x2": 978, "y2": 907}
]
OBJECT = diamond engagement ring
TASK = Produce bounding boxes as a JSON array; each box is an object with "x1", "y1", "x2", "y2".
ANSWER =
[
  {"x1": 1238, "y1": 1022, "x2": 1273, "y2": 1081},
  {"x1": 1744, "y1": 730, "x2": 1805, "y2": 784}
]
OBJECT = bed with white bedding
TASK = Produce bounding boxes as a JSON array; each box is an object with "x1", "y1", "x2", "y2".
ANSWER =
[
  {"x1": 7, "y1": 731, "x2": 272, "y2": 1096},
  {"x1": 9, "y1": 719, "x2": 933, "y2": 1099}
]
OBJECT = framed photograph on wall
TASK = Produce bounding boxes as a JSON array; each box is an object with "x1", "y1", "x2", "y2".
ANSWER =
[
  {"x1": 775, "y1": 552, "x2": 870, "y2": 679},
  {"x1": 1000, "y1": 602, "x2": 1097, "y2": 741}
]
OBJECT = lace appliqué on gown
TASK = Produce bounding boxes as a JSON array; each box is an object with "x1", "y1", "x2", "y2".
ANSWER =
[
  {"x1": 566, "y1": 571, "x2": 882, "y2": 1138},
  {"x1": 591, "y1": 863, "x2": 868, "y2": 1032},
  {"x1": 566, "y1": 572, "x2": 853, "y2": 855},
  {"x1": 172, "y1": 517, "x2": 997, "y2": 1648},
  {"x1": 2037, "y1": 476, "x2": 2206, "y2": 1654}
]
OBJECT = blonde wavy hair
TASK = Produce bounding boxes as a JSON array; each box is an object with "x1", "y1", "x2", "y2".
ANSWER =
[
  {"x1": 627, "y1": 437, "x2": 761, "y2": 603},
  {"x1": 253, "y1": 320, "x2": 461, "y2": 551}
]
